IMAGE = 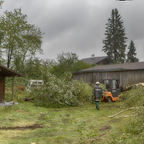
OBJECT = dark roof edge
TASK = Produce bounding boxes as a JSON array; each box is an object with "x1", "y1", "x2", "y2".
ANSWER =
[
  {"x1": 72, "y1": 68, "x2": 124, "y2": 74},
  {"x1": 72, "y1": 68, "x2": 144, "y2": 74},
  {"x1": 0, "y1": 64, "x2": 23, "y2": 77}
]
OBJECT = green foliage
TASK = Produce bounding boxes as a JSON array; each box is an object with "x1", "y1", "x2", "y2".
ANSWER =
[
  {"x1": 50, "y1": 51, "x2": 92, "y2": 77},
  {"x1": 127, "y1": 40, "x2": 139, "y2": 62},
  {"x1": 33, "y1": 72, "x2": 93, "y2": 108},
  {"x1": 72, "y1": 60, "x2": 92, "y2": 73},
  {"x1": 5, "y1": 77, "x2": 31, "y2": 102},
  {"x1": 106, "y1": 87, "x2": 144, "y2": 144},
  {"x1": 125, "y1": 108, "x2": 144, "y2": 135},
  {"x1": 73, "y1": 80, "x2": 93, "y2": 104},
  {"x1": 23, "y1": 58, "x2": 43, "y2": 79},
  {"x1": 0, "y1": 8, "x2": 43, "y2": 68},
  {"x1": 12, "y1": 57, "x2": 54, "y2": 79},
  {"x1": 50, "y1": 51, "x2": 78, "y2": 77},
  {"x1": 0, "y1": 102, "x2": 125, "y2": 144},
  {"x1": 5, "y1": 88, "x2": 32, "y2": 103},
  {"x1": 122, "y1": 87, "x2": 144, "y2": 108},
  {"x1": 75, "y1": 120, "x2": 98, "y2": 143},
  {"x1": 5, "y1": 77, "x2": 28, "y2": 87},
  {"x1": 103, "y1": 8, "x2": 127, "y2": 63}
]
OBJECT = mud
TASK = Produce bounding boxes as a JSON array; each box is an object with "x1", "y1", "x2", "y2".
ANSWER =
[
  {"x1": 0, "y1": 124, "x2": 43, "y2": 130},
  {"x1": 99, "y1": 125, "x2": 111, "y2": 131}
]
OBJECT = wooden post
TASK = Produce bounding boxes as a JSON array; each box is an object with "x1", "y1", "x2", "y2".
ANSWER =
[{"x1": 12, "y1": 76, "x2": 14, "y2": 101}]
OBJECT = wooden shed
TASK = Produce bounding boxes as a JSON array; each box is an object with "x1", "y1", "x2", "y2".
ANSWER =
[
  {"x1": 0, "y1": 64, "x2": 22, "y2": 105},
  {"x1": 72, "y1": 62, "x2": 144, "y2": 88}
]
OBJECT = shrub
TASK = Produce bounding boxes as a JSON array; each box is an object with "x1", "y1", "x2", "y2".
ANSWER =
[
  {"x1": 5, "y1": 87, "x2": 32, "y2": 103},
  {"x1": 33, "y1": 72, "x2": 93, "y2": 108},
  {"x1": 107, "y1": 87, "x2": 144, "y2": 143},
  {"x1": 5, "y1": 77, "x2": 32, "y2": 102},
  {"x1": 122, "y1": 86, "x2": 144, "y2": 108}
]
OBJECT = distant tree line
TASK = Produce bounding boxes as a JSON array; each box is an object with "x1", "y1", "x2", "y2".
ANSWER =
[{"x1": 103, "y1": 8, "x2": 139, "y2": 63}]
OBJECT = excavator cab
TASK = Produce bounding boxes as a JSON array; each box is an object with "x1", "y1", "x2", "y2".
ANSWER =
[{"x1": 101, "y1": 78, "x2": 121, "y2": 102}]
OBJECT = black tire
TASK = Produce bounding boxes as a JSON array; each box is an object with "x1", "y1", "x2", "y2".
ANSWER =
[{"x1": 107, "y1": 97, "x2": 112, "y2": 102}]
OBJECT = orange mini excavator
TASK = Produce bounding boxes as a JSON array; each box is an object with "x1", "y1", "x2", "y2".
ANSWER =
[{"x1": 101, "y1": 78, "x2": 121, "y2": 102}]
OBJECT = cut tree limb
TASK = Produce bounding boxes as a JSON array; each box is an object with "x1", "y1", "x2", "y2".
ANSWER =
[{"x1": 109, "y1": 107, "x2": 134, "y2": 118}]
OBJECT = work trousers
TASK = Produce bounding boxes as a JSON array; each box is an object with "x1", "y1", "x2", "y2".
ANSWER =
[{"x1": 95, "y1": 101, "x2": 99, "y2": 110}]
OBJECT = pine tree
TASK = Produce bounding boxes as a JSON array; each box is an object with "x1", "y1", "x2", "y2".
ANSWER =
[
  {"x1": 127, "y1": 40, "x2": 139, "y2": 62},
  {"x1": 102, "y1": 8, "x2": 127, "y2": 63}
]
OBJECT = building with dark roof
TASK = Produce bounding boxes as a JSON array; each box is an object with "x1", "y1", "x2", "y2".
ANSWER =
[
  {"x1": 0, "y1": 64, "x2": 22, "y2": 105},
  {"x1": 73, "y1": 62, "x2": 144, "y2": 88},
  {"x1": 81, "y1": 56, "x2": 109, "y2": 65}
]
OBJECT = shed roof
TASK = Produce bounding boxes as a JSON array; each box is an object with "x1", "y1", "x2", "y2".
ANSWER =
[
  {"x1": 81, "y1": 56, "x2": 108, "y2": 65},
  {"x1": 74, "y1": 61, "x2": 144, "y2": 74},
  {"x1": 0, "y1": 64, "x2": 22, "y2": 77}
]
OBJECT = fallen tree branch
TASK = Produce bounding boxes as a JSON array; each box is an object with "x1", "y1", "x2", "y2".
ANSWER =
[
  {"x1": 23, "y1": 98, "x2": 34, "y2": 101},
  {"x1": 109, "y1": 107, "x2": 134, "y2": 118},
  {"x1": 113, "y1": 114, "x2": 137, "y2": 118}
]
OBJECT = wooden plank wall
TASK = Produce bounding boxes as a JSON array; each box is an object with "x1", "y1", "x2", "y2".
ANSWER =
[
  {"x1": 73, "y1": 70, "x2": 144, "y2": 88},
  {"x1": 0, "y1": 76, "x2": 5, "y2": 103}
]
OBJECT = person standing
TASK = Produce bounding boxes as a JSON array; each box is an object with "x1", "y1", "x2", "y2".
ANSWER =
[{"x1": 92, "y1": 82, "x2": 103, "y2": 110}]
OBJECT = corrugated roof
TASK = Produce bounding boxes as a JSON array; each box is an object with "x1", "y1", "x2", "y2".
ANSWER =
[
  {"x1": 0, "y1": 64, "x2": 22, "y2": 77},
  {"x1": 81, "y1": 56, "x2": 108, "y2": 65},
  {"x1": 74, "y1": 61, "x2": 144, "y2": 74}
]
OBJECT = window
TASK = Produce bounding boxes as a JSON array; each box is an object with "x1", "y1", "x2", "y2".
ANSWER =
[
  {"x1": 104, "y1": 80, "x2": 110, "y2": 89},
  {"x1": 112, "y1": 80, "x2": 119, "y2": 89}
]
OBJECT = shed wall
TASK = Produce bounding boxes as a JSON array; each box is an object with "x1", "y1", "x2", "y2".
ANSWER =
[
  {"x1": 0, "y1": 76, "x2": 5, "y2": 103},
  {"x1": 73, "y1": 70, "x2": 144, "y2": 88}
]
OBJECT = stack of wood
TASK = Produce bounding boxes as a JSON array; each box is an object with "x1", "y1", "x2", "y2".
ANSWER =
[{"x1": 123, "y1": 82, "x2": 144, "y2": 92}]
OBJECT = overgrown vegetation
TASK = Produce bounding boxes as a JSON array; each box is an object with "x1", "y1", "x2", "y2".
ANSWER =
[
  {"x1": 0, "y1": 101, "x2": 129, "y2": 144},
  {"x1": 5, "y1": 77, "x2": 31, "y2": 102},
  {"x1": 2, "y1": 78, "x2": 144, "y2": 143},
  {"x1": 50, "y1": 51, "x2": 92, "y2": 77},
  {"x1": 103, "y1": 86, "x2": 144, "y2": 144},
  {"x1": 0, "y1": 2, "x2": 143, "y2": 143},
  {"x1": 33, "y1": 72, "x2": 93, "y2": 108}
]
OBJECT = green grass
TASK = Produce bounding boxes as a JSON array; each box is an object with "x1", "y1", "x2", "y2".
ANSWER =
[{"x1": 0, "y1": 101, "x2": 134, "y2": 144}]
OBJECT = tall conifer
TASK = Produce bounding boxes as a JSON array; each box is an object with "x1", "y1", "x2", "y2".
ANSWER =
[
  {"x1": 103, "y1": 8, "x2": 127, "y2": 63},
  {"x1": 127, "y1": 40, "x2": 139, "y2": 62}
]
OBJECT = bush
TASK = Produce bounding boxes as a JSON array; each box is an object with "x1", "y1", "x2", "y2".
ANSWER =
[
  {"x1": 107, "y1": 87, "x2": 144, "y2": 143},
  {"x1": 5, "y1": 77, "x2": 32, "y2": 102},
  {"x1": 5, "y1": 87, "x2": 32, "y2": 103},
  {"x1": 33, "y1": 72, "x2": 93, "y2": 108},
  {"x1": 122, "y1": 86, "x2": 144, "y2": 108},
  {"x1": 5, "y1": 77, "x2": 29, "y2": 87}
]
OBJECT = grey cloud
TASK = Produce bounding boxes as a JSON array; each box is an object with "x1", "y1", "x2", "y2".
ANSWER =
[{"x1": 1, "y1": 0, "x2": 144, "y2": 61}]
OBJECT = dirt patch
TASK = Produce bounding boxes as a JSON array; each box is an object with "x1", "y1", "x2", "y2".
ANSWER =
[
  {"x1": 53, "y1": 110, "x2": 61, "y2": 112},
  {"x1": 99, "y1": 125, "x2": 111, "y2": 131},
  {"x1": 62, "y1": 118, "x2": 69, "y2": 123},
  {"x1": 0, "y1": 124, "x2": 43, "y2": 130}
]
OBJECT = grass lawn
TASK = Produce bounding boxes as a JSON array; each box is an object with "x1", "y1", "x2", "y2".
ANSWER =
[{"x1": 0, "y1": 101, "x2": 133, "y2": 144}]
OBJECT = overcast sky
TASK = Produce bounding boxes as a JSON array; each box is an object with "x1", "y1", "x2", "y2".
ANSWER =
[{"x1": 1, "y1": 0, "x2": 144, "y2": 61}]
